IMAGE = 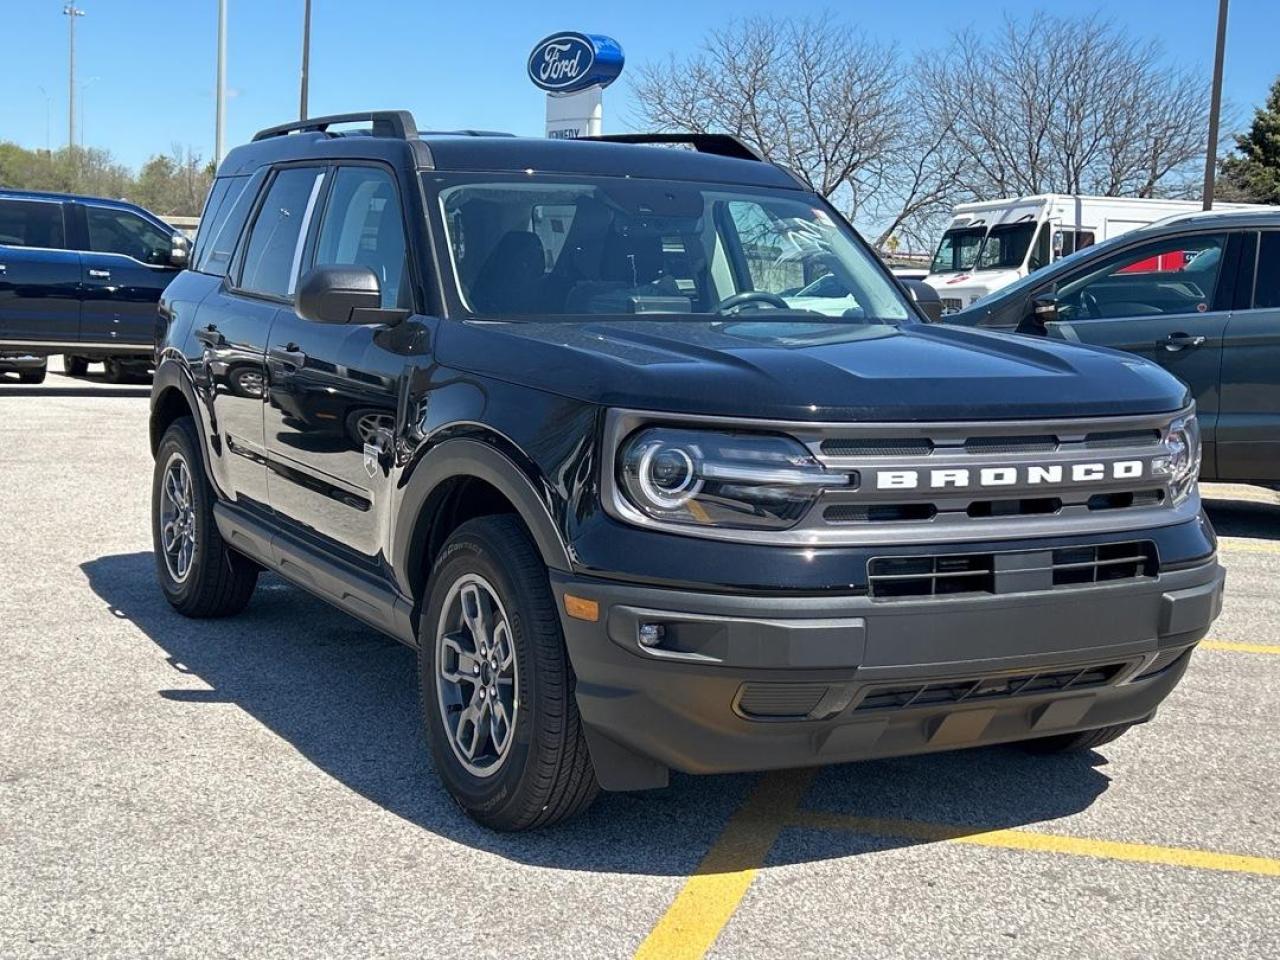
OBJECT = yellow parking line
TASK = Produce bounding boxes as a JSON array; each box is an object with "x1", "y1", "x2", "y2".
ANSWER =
[
  {"x1": 790, "y1": 810, "x2": 1280, "y2": 878},
  {"x1": 633, "y1": 770, "x2": 814, "y2": 960},
  {"x1": 1201, "y1": 639, "x2": 1280, "y2": 655}
]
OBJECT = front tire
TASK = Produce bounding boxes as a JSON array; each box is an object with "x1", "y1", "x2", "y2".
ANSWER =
[
  {"x1": 18, "y1": 366, "x2": 46, "y2": 384},
  {"x1": 152, "y1": 417, "x2": 258, "y2": 617},
  {"x1": 64, "y1": 355, "x2": 89, "y2": 377},
  {"x1": 419, "y1": 516, "x2": 598, "y2": 830}
]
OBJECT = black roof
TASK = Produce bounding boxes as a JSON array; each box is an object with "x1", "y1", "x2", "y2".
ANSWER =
[{"x1": 218, "y1": 111, "x2": 802, "y2": 190}]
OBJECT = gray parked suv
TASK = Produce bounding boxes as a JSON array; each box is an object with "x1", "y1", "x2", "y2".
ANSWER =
[{"x1": 948, "y1": 209, "x2": 1280, "y2": 486}]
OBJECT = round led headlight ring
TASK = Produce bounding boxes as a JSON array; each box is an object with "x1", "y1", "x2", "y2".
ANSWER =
[{"x1": 636, "y1": 443, "x2": 702, "y2": 509}]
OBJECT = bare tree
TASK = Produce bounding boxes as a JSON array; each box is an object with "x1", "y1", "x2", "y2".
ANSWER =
[
  {"x1": 630, "y1": 15, "x2": 903, "y2": 223},
  {"x1": 925, "y1": 13, "x2": 1214, "y2": 199}
]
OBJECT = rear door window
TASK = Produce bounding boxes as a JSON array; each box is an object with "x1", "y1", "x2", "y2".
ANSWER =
[
  {"x1": 1253, "y1": 232, "x2": 1280, "y2": 310},
  {"x1": 0, "y1": 199, "x2": 66, "y2": 249},
  {"x1": 237, "y1": 167, "x2": 326, "y2": 299}
]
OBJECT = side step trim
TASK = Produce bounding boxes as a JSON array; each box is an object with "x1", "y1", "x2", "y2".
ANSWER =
[{"x1": 213, "y1": 501, "x2": 417, "y2": 646}]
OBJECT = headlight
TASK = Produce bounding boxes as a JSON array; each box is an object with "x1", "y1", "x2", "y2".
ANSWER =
[
  {"x1": 1152, "y1": 413, "x2": 1201, "y2": 504},
  {"x1": 618, "y1": 427, "x2": 838, "y2": 529}
]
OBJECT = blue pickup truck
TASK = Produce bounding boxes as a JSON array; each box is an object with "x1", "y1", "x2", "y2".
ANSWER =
[{"x1": 0, "y1": 189, "x2": 189, "y2": 382}]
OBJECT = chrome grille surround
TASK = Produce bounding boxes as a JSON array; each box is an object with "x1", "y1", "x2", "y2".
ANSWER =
[{"x1": 601, "y1": 406, "x2": 1198, "y2": 546}]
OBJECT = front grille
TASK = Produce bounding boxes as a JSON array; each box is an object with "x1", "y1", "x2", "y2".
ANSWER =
[
  {"x1": 820, "y1": 437, "x2": 934, "y2": 457},
  {"x1": 868, "y1": 541, "x2": 1158, "y2": 600},
  {"x1": 825, "y1": 503, "x2": 936, "y2": 523},
  {"x1": 1084, "y1": 428, "x2": 1161, "y2": 449},
  {"x1": 854, "y1": 661, "x2": 1127, "y2": 713},
  {"x1": 964, "y1": 435, "x2": 1057, "y2": 454}
]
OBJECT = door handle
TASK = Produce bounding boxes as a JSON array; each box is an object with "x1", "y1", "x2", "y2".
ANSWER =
[
  {"x1": 194, "y1": 323, "x2": 225, "y2": 348},
  {"x1": 271, "y1": 343, "x2": 307, "y2": 366},
  {"x1": 1159, "y1": 332, "x2": 1206, "y2": 351},
  {"x1": 88, "y1": 268, "x2": 111, "y2": 279}
]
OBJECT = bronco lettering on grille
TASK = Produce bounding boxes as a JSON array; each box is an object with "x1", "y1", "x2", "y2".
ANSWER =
[{"x1": 876, "y1": 460, "x2": 1147, "y2": 490}]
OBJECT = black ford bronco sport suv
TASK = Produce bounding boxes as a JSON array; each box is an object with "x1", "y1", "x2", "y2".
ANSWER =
[{"x1": 150, "y1": 111, "x2": 1224, "y2": 830}]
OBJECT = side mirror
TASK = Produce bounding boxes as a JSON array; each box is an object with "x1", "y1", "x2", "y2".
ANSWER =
[
  {"x1": 295, "y1": 264, "x2": 409, "y2": 325},
  {"x1": 900, "y1": 278, "x2": 943, "y2": 323},
  {"x1": 1031, "y1": 293, "x2": 1060, "y2": 326},
  {"x1": 169, "y1": 235, "x2": 191, "y2": 268}
]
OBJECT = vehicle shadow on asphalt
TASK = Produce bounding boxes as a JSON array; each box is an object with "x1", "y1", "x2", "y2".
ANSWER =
[
  {"x1": 82, "y1": 551, "x2": 1113, "y2": 876},
  {"x1": 1204, "y1": 498, "x2": 1280, "y2": 541}
]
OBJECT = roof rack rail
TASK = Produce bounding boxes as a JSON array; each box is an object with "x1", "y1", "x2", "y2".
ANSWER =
[
  {"x1": 579, "y1": 133, "x2": 764, "y2": 162},
  {"x1": 252, "y1": 110, "x2": 419, "y2": 142}
]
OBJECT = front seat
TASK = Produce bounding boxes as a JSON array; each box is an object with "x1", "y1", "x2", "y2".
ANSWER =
[{"x1": 469, "y1": 231, "x2": 546, "y2": 315}]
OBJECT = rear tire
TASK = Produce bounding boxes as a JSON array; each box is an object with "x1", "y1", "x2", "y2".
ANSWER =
[
  {"x1": 419, "y1": 515, "x2": 598, "y2": 831},
  {"x1": 104, "y1": 357, "x2": 127, "y2": 384},
  {"x1": 64, "y1": 355, "x2": 89, "y2": 377},
  {"x1": 152, "y1": 416, "x2": 258, "y2": 617},
  {"x1": 1023, "y1": 722, "x2": 1134, "y2": 754}
]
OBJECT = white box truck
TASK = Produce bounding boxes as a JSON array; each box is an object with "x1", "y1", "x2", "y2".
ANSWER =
[{"x1": 924, "y1": 195, "x2": 1268, "y2": 314}]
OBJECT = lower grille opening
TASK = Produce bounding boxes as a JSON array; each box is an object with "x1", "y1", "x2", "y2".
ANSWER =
[
  {"x1": 967, "y1": 497, "x2": 1061, "y2": 518},
  {"x1": 854, "y1": 662, "x2": 1127, "y2": 713},
  {"x1": 825, "y1": 503, "x2": 937, "y2": 523},
  {"x1": 736, "y1": 682, "x2": 829, "y2": 719},
  {"x1": 1134, "y1": 646, "x2": 1191, "y2": 680},
  {"x1": 1087, "y1": 489, "x2": 1165, "y2": 511},
  {"x1": 868, "y1": 553, "x2": 995, "y2": 599},
  {"x1": 1051, "y1": 541, "x2": 1158, "y2": 587}
]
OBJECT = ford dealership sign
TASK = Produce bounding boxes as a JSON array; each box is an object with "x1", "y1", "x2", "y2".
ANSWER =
[{"x1": 528, "y1": 33, "x2": 624, "y2": 94}]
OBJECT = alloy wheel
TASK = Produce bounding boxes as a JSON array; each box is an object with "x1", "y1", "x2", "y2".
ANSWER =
[
  {"x1": 159, "y1": 452, "x2": 197, "y2": 583},
  {"x1": 435, "y1": 574, "x2": 519, "y2": 777}
]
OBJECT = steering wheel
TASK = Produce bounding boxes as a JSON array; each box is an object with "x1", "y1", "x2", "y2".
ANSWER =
[{"x1": 715, "y1": 290, "x2": 791, "y2": 314}]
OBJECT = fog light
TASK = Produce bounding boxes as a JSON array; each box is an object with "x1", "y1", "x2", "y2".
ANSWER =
[{"x1": 638, "y1": 623, "x2": 666, "y2": 648}]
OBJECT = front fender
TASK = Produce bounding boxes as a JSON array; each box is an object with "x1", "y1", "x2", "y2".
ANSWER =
[{"x1": 391, "y1": 436, "x2": 574, "y2": 601}]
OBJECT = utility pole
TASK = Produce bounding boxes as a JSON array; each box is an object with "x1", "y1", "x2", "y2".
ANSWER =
[
  {"x1": 63, "y1": 5, "x2": 85, "y2": 152},
  {"x1": 1203, "y1": 0, "x2": 1229, "y2": 210},
  {"x1": 216, "y1": 0, "x2": 227, "y2": 164},
  {"x1": 299, "y1": 0, "x2": 311, "y2": 120}
]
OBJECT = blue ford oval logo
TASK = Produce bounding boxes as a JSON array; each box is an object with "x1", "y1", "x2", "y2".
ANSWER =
[{"x1": 528, "y1": 33, "x2": 624, "y2": 94}]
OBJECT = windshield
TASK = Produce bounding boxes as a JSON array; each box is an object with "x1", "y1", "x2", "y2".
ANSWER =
[
  {"x1": 432, "y1": 176, "x2": 912, "y2": 323},
  {"x1": 930, "y1": 226, "x2": 985, "y2": 274},
  {"x1": 975, "y1": 222, "x2": 1036, "y2": 271}
]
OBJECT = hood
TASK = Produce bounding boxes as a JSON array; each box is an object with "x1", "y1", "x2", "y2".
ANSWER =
[{"x1": 436, "y1": 319, "x2": 1190, "y2": 422}]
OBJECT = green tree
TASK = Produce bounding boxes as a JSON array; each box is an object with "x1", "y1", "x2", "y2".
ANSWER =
[{"x1": 1221, "y1": 76, "x2": 1280, "y2": 204}]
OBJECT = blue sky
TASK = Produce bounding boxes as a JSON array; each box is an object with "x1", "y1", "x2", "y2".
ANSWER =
[{"x1": 0, "y1": 0, "x2": 1276, "y2": 169}]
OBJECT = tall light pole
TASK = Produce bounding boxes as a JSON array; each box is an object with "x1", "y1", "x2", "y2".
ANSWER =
[
  {"x1": 63, "y1": 5, "x2": 85, "y2": 152},
  {"x1": 216, "y1": 0, "x2": 227, "y2": 164},
  {"x1": 299, "y1": 0, "x2": 311, "y2": 120},
  {"x1": 37, "y1": 85, "x2": 52, "y2": 155},
  {"x1": 1202, "y1": 0, "x2": 1229, "y2": 210}
]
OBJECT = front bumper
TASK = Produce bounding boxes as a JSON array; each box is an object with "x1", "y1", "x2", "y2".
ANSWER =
[{"x1": 554, "y1": 557, "x2": 1224, "y2": 790}]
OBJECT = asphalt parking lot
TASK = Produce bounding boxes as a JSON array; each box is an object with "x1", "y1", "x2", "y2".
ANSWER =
[{"x1": 2, "y1": 359, "x2": 1277, "y2": 959}]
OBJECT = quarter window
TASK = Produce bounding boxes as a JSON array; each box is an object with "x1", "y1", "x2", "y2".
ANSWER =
[
  {"x1": 85, "y1": 207, "x2": 172, "y2": 263},
  {"x1": 1253, "y1": 233, "x2": 1280, "y2": 310},
  {"x1": 238, "y1": 167, "x2": 325, "y2": 299},
  {"x1": 0, "y1": 199, "x2": 66, "y2": 249},
  {"x1": 311, "y1": 166, "x2": 408, "y2": 309},
  {"x1": 1054, "y1": 233, "x2": 1227, "y2": 321}
]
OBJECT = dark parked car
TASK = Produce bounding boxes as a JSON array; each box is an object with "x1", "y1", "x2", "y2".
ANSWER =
[
  {"x1": 947, "y1": 209, "x2": 1280, "y2": 486},
  {"x1": 0, "y1": 188, "x2": 189, "y2": 381},
  {"x1": 149, "y1": 111, "x2": 1222, "y2": 831}
]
